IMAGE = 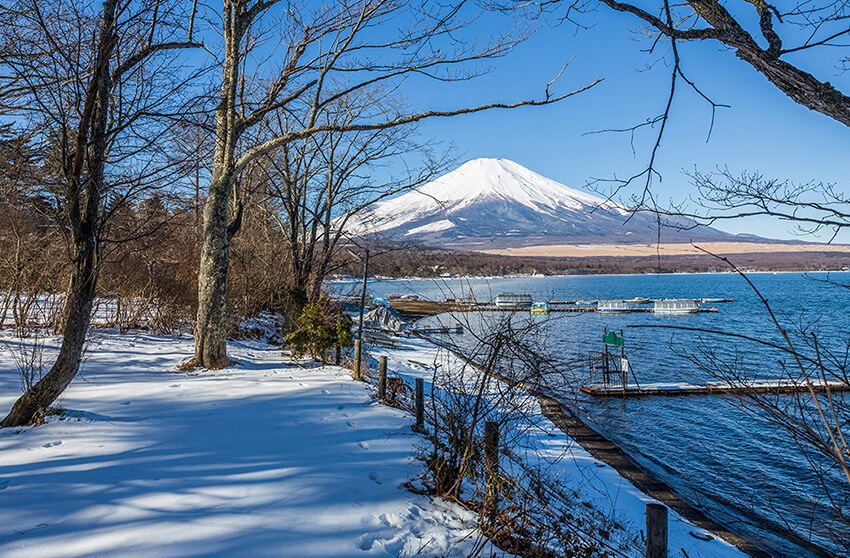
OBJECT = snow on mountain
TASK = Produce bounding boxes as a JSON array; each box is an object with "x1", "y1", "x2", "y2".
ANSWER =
[
  {"x1": 405, "y1": 219, "x2": 456, "y2": 236},
  {"x1": 348, "y1": 158, "x2": 627, "y2": 234},
  {"x1": 348, "y1": 158, "x2": 732, "y2": 249}
]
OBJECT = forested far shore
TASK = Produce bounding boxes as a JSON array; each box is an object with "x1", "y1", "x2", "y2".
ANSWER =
[{"x1": 353, "y1": 245, "x2": 850, "y2": 278}]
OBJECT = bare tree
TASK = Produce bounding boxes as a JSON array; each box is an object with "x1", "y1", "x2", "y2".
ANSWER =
[
  {"x1": 192, "y1": 0, "x2": 599, "y2": 369},
  {"x1": 0, "y1": 129, "x2": 65, "y2": 332},
  {"x1": 493, "y1": 0, "x2": 849, "y2": 217},
  {"x1": 252, "y1": 89, "x2": 449, "y2": 310},
  {"x1": 0, "y1": 0, "x2": 198, "y2": 427},
  {"x1": 586, "y1": 0, "x2": 850, "y2": 125}
]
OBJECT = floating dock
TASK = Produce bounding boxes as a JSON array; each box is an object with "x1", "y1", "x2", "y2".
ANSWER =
[{"x1": 580, "y1": 380, "x2": 850, "y2": 397}]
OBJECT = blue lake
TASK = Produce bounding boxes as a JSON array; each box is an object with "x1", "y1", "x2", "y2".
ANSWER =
[{"x1": 346, "y1": 272, "x2": 850, "y2": 557}]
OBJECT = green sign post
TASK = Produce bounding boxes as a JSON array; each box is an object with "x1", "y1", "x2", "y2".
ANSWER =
[{"x1": 602, "y1": 331, "x2": 624, "y2": 347}]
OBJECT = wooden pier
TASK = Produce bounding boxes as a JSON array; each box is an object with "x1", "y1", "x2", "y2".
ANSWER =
[{"x1": 580, "y1": 380, "x2": 850, "y2": 397}]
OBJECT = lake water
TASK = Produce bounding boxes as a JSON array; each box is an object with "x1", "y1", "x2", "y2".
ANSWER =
[{"x1": 347, "y1": 272, "x2": 850, "y2": 557}]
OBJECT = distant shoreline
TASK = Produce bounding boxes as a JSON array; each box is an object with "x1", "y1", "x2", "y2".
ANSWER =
[
  {"x1": 329, "y1": 268, "x2": 850, "y2": 283},
  {"x1": 480, "y1": 241, "x2": 850, "y2": 258},
  {"x1": 346, "y1": 242, "x2": 850, "y2": 279}
]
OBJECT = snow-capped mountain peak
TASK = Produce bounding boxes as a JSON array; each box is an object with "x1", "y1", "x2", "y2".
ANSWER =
[
  {"x1": 348, "y1": 158, "x2": 626, "y2": 234},
  {"x1": 418, "y1": 158, "x2": 624, "y2": 214},
  {"x1": 346, "y1": 158, "x2": 730, "y2": 249}
]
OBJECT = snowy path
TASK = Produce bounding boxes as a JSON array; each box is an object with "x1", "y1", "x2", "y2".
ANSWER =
[{"x1": 0, "y1": 333, "x2": 503, "y2": 558}]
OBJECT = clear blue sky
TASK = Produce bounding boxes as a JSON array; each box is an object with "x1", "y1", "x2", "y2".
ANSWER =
[{"x1": 397, "y1": 8, "x2": 850, "y2": 242}]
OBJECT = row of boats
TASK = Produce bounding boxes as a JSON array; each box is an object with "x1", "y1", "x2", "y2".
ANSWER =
[
  {"x1": 493, "y1": 293, "x2": 730, "y2": 314},
  {"x1": 597, "y1": 299, "x2": 700, "y2": 314}
]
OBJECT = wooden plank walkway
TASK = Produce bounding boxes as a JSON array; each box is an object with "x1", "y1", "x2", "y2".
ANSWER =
[
  {"x1": 536, "y1": 395, "x2": 773, "y2": 558},
  {"x1": 581, "y1": 380, "x2": 850, "y2": 397}
]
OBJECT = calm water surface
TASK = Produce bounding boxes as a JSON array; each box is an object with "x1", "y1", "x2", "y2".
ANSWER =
[{"x1": 351, "y1": 272, "x2": 850, "y2": 557}]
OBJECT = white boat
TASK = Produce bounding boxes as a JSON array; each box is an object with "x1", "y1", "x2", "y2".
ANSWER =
[
  {"x1": 654, "y1": 299, "x2": 700, "y2": 314},
  {"x1": 597, "y1": 300, "x2": 631, "y2": 313},
  {"x1": 624, "y1": 296, "x2": 651, "y2": 304},
  {"x1": 494, "y1": 293, "x2": 533, "y2": 308}
]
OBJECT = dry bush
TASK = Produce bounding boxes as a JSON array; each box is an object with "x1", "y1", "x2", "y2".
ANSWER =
[
  {"x1": 228, "y1": 199, "x2": 290, "y2": 331},
  {"x1": 6, "y1": 330, "x2": 45, "y2": 394}
]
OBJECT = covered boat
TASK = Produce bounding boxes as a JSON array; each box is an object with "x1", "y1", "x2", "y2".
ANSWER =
[
  {"x1": 597, "y1": 300, "x2": 631, "y2": 313},
  {"x1": 360, "y1": 305, "x2": 410, "y2": 333},
  {"x1": 494, "y1": 293, "x2": 533, "y2": 308},
  {"x1": 654, "y1": 299, "x2": 700, "y2": 314}
]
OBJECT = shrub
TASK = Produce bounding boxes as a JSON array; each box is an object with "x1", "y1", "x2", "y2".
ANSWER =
[{"x1": 284, "y1": 301, "x2": 352, "y2": 362}]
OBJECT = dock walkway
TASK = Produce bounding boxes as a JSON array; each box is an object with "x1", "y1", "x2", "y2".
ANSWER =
[{"x1": 580, "y1": 379, "x2": 850, "y2": 397}]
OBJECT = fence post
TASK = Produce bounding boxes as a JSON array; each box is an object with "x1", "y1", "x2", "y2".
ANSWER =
[
  {"x1": 646, "y1": 503, "x2": 668, "y2": 558},
  {"x1": 414, "y1": 377, "x2": 424, "y2": 432},
  {"x1": 484, "y1": 421, "x2": 500, "y2": 527},
  {"x1": 353, "y1": 339, "x2": 362, "y2": 381},
  {"x1": 378, "y1": 356, "x2": 387, "y2": 400},
  {"x1": 335, "y1": 344, "x2": 341, "y2": 366}
]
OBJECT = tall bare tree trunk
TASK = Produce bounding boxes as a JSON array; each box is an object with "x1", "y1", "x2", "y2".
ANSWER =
[
  {"x1": 194, "y1": 3, "x2": 242, "y2": 369},
  {"x1": 1, "y1": 0, "x2": 115, "y2": 427}
]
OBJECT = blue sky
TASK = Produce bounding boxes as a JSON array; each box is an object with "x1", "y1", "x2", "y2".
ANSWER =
[{"x1": 399, "y1": 8, "x2": 850, "y2": 242}]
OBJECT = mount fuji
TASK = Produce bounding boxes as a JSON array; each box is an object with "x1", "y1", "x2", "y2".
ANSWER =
[{"x1": 347, "y1": 158, "x2": 736, "y2": 250}]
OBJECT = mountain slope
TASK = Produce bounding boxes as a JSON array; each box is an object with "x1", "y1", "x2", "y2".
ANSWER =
[{"x1": 348, "y1": 158, "x2": 736, "y2": 249}]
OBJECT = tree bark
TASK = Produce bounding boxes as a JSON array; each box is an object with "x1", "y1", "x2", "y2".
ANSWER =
[
  {"x1": 687, "y1": 0, "x2": 850, "y2": 128},
  {"x1": 194, "y1": 174, "x2": 238, "y2": 368},
  {"x1": 598, "y1": 0, "x2": 850, "y2": 127}
]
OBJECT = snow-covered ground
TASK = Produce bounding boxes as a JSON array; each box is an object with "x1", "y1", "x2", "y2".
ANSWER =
[{"x1": 0, "y1": 329, "x2": 747, "y2": 558}]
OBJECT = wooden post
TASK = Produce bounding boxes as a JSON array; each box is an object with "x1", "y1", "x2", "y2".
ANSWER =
[
  {"x1": 335, "y1": 344, "x2": 341, "y2": 366},
  {"x1": 484, "y1": 421, "x2": 500, "y2": 527},
  {"x1": 414, "y1": 377, "x2": 424, "y2": 431},
  {"x1": 378, "y1": 356, "x2": 387, "y2": 400},
  {"x1": 603, "y1": 327, "x2": 609, "y2": 385},
  {"x1": 646, "y1": 503, "x2": 668, "y2": 558},
  {"x1": 620, "y1": 329, "x2": 627, "y2": 391},
  {"x1": 353, "y1": 339, "x2": 362, "y2": 381}
]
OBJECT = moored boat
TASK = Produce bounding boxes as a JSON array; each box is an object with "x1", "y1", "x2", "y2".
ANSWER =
[
  {"x1": 531, "y1": 302, "x2": 549, "y2": 314},
  {"x1": 597, "y1": 300, "x2": 631, "y2": 313},
  {"x1": 654, "y1": 299, "x2": 700, "y2": 314},
  {"x1": 494, "y1": 293, "x2": 533, "y2": 308}
]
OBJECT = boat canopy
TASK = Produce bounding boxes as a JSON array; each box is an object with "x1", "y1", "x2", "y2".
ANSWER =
[
  {"x1": 598, "y1": 300, "x2": 630, "y2": 312},
  {"x1": 654, "y1": 299, "x2": 699, "y2": 313}
]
